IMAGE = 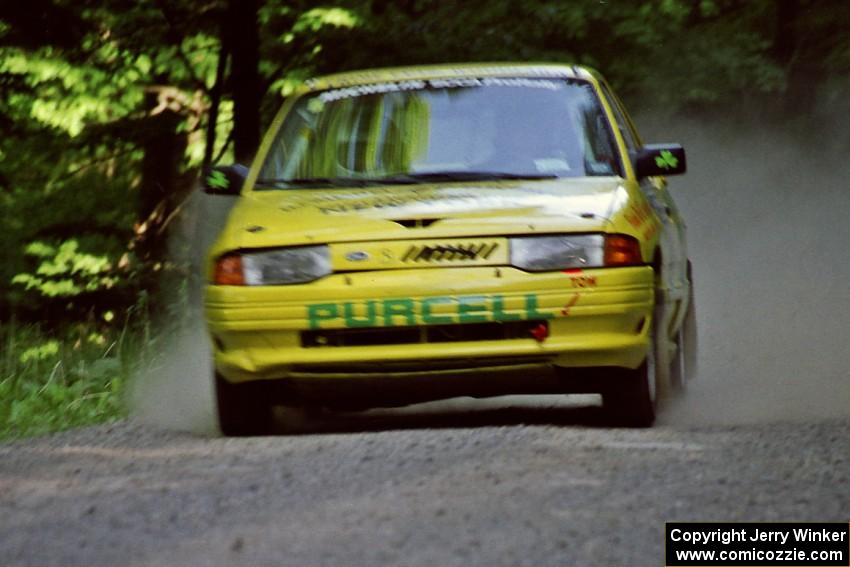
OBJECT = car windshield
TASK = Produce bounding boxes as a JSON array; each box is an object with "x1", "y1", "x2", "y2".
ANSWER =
[{"x1": 257, "y1": 77, "x2": 622, "y2": 188}]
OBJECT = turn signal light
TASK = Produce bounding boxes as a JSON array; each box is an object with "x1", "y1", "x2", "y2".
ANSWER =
[
  {"x1": 604, "y1": 235, "x2": 642, "y2": 266},
  {"x1": 214, "y1": 254, "x2": 245, "y2": 285}
]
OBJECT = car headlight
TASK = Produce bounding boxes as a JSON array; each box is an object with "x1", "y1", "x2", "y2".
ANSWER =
[
  {"x1": 510, "y1": 234, "x2": 641, "y2": 271},
  {"x1": 213, "y1": 245, "x2": 331, "y2": 285}
]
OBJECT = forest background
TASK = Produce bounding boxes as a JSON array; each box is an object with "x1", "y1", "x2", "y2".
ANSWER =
[{"x1": 2, "y1": 0, "x2": 848, "y2": 437}]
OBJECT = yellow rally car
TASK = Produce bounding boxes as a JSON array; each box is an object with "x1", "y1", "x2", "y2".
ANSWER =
[{"x1": 203, "y1": 63, "x2": 695, "y2": 435}]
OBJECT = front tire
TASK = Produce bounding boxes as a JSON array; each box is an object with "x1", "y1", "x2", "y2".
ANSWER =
[
  {"x1": 214, "y1": 372, "x2": 273, "y2": 436},
  {"x1": 602, "y1": 343, "x2": 657, "y2": 427}
]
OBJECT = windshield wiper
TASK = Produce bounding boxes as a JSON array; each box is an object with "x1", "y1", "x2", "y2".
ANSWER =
[
  {"x1": 373, "y1": 171, "x2": 559, "y2": 184},
  {"x1": 254, "y1": 177, "x2": 378, "y2": 189},
  {"x1": 254, "y1": 171, "x2": 559, "y2": 189}
]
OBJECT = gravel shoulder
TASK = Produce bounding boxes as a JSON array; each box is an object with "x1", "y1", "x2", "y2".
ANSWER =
[{"x1": 1, "y1": 402, "x2": 847, "y2": 567}]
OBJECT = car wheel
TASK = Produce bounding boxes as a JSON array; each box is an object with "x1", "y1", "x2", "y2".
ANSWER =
[
  {"x1": 214, "y1": 371, "x2": 273, "y2": 436},
  {"x1": 602, "y1": 336, "x2": 657, "y2": 427}
]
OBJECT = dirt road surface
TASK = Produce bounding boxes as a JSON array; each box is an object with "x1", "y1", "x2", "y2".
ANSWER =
[{"x1": 1, "y1": 408, "x2": 848, "y2": 567}]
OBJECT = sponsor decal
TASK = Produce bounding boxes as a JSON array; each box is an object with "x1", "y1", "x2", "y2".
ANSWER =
[
  {"x1": 306, "y1": 294, "x2": 552, "y2": 329},
  {"x1": 562, "y1": 268, "x2": 597, "y2": 288},
  {"x1": 642, "y1": 221, "x2": 659, "y2": 241},
  {"x1": 560, "y1": 293, "x2": 581, "y2": 316},
  {"x1": 570, "y1": 276, "x2": 597, "y2": 288},
  {"x1": 624, "y1": 201, "x2": 653, "y2": 229},
  {"x1": 305, "y1": 66, "x2": 578, "y2": 90},
  {"x1": 319, "y1": 80, "x2": 427, "y2": 102},
  {"x1": 278, "y1": 189, "x2": 478, "y2": 214},
  {"x1": 317, "y1": 77, "x2": 563, "y2": 103},
  {"x1": 276, "y1": 185, "x2": 565, "y2": 215}
]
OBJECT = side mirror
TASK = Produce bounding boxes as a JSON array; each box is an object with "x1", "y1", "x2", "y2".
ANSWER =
[
  {"x1": 201, "y1": 164, "x2": 249, "y2": 195},
  {"x1": 633, "y1": 144, "x2": 687, "y2": 177}
]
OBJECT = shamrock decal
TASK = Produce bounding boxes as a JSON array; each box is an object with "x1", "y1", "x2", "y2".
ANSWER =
[
  {"x1": 654, "y1": 150, "x2": 678, "y2": 170},
  {"x1": 207, "y1": 170, "x2": 230, "y2": 189}
]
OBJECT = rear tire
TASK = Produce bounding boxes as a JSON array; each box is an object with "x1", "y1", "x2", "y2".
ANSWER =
[{"x1": 214, "y1": 372, "x2": 272, "y2": 436}]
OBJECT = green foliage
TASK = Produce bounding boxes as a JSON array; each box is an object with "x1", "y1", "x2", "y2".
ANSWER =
[
  {"x1": 12, "y1": 239, "x2": 119, "y2": 298},
  {"x1": 0, "y1": 46, "x2": 146, "y2": 136},
  {"x1": 0, "y1": 287, "x2": 167, "y2": 439},
  {"x1": 0, "y1": 322, "x2": 129, "y2": 439},
  {"x1": 293, "y1": 7, "x2": 361, "y2": 33},
  {"x1": 0, "y1": 144, "x2": 140, "y2": 316}
]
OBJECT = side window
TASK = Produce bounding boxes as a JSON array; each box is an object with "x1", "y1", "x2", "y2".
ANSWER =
[{"x1": 598, "y1": 82, "x2": 638, "y2": 151}]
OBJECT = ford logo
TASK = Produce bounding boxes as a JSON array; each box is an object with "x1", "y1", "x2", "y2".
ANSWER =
[{"x1": 346, "y1": 251, "x2": 370, "y2": 262}]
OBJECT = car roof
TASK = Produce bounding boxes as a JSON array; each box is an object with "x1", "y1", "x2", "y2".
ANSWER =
[{"x1": 304, "y1": 62, "x2": 599, "y2": 91}]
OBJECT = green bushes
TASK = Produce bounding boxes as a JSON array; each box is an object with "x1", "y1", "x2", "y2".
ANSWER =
[{"x1": 0, "y1": 301, "x2": 155, "y2": 439}]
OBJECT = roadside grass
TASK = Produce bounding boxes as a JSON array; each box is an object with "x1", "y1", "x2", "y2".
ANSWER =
[{"x1": 0, "y1": 302, "x2": 156, "y2": 440}]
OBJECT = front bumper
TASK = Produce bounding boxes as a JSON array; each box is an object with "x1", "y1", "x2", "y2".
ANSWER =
[{"x1": 205, "y1": 265, "x2": 655, "y2": 384}]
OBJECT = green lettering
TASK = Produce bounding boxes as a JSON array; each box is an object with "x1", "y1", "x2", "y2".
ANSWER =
[
  {"x1": 344, "y1": 301, "x2": 377, "y2": 327},
  {"x1": 493, "y1": 295, "x2": 521, "y2": 322},
  {"x1": 524, "y1": 294, "x2": 553, "y2": 320},
  {"x1": 458, "y1": 295, "x2": 488, "y2": 323},
  {"x1": 383, "y1": 298, "x2": 415, "y2": 326},
  {"x1": 307, "y1": 303, "x2": 339, "y2": 329},
  {"x1": 422, "y1": 297, "x2": 454, "y2": 324}
]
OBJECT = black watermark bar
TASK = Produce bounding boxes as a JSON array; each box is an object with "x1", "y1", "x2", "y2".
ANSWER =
[{"x1": 666, "y1": 523, "x2": 850, "y2": 566}]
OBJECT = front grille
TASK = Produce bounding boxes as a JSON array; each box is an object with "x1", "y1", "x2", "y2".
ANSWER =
[
  {"x1": 302, "y1": 320, "x2": 546, "y2": 348},
  {"x1": 401, "y1": 242, "x2": 499, "y2": 263}
]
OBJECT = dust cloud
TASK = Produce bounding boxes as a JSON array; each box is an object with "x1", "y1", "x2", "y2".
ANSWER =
[
  {"x1": 128, "y1": 330, "x2": 217, "y2": 434},
  {"x1": 127, "y1": 191, "x2": 235, "y2": 435},
  {"x1": 653, "y1": 116, "x2": 850, "y2": 424},
  {"x1": 130, "y1": 116, "x2": 850, "y2": 433}
]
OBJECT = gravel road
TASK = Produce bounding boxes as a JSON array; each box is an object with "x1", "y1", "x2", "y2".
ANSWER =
[{"x1": 1, "y1": 406, "x2": 848, "y2": 567}]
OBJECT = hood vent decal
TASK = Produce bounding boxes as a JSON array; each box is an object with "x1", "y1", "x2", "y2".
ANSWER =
[
  {"x1": 402, "y1": 242, "x2": 499, "y2": 263},
  {"x1": 391, "y1": 218, "x2": 442, "y2": 229},
  {"x1": 332, "y1": 237, "x2": 507, "y2": 269}
]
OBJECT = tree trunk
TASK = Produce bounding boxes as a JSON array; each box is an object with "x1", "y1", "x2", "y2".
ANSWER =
[
  {"x1": 227, "y1": 0, "x2": 261, "y2": 164},
  {"x1": 773, "y1": 0, "x2": 820, "y2": 116},
  {"x1": 137, "y1": 88, "x2": 187, "y2": 262},
  {"x1": 203, "y1": 36, "x2": 229, "y2": 171},
  {"x1": 772, "y1": 0, "x2": 798, "y2": 67}
]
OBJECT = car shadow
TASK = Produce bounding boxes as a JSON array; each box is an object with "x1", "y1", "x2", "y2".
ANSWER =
[{"x1": 270, "y1": 395, "x2": 616, "y2": 435}]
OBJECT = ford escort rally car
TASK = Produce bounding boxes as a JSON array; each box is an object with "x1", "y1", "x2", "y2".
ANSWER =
[{"x1": 203, "y1": 63, "x2": 696, "y2": 435}]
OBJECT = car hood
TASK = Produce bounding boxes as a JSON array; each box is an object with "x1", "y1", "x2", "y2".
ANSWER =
[{"x1": 220, "y1": 177, "x2": 630, "y2": 249}]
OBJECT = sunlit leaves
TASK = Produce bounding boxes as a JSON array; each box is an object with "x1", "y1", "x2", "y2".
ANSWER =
[
  {"x1": 271, "y1": 70, "x2": 311, "y2": 97},
  {"x1": 292, "y1": 7, "x2": 361, "y2": 33},
  {"x1": 0, "y1": 47, "x2": 145, "y2": 136},
  {"x1": 181, "y1": 34, "x2": 221, "y2": 88},
  {"x1": 262, "y1": 4, "x2": 365, "y2": 100},
  {"x1": 19, "y1": 340, "x2": 60, "y2": 365},
  {"x1": 12, "y1": 239, "x2": 120, "y2": 298}
]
